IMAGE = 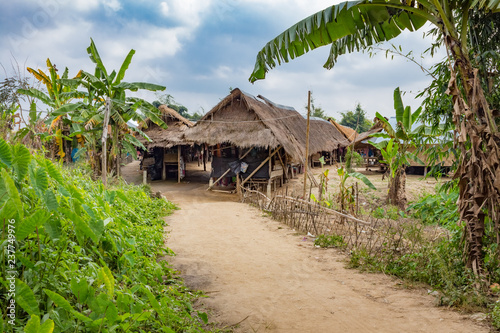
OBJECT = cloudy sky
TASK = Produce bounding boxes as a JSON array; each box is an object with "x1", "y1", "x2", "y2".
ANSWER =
[{"x1": 0, "y1": 0, "x2": 445, "y2": 121}]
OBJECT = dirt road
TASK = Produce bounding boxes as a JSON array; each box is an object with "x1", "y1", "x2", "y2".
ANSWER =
[{"x1": 122, "y1": 161, "x2": 488, "y2": 332}]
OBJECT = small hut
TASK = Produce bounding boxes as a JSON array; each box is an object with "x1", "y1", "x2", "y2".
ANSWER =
[
  {"x1": 184, "y1": 88, "x2": 349, "y2": 194},
  {"x1": 140, "y1": 105, "x2": 194, "y2": 183}
]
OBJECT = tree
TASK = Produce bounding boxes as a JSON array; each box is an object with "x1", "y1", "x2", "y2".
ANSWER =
[
  {"x1": 248, "y1": 1, "x2": 500, "y2": 277},
  {"x1": 369, "y1": 87, "x2": 422, "y2": 209},
  {"x1": 339, "y1": 103, "x2": 372, "y2": 133}
]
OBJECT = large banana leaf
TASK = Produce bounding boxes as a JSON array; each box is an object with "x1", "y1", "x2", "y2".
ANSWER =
[
  {"x1": 115, "y1": 49, "x2": 135, "y2": 85},
  {"x1": 249, "y1": 0, "x2": 432, "y2": 82},
  {"x1": 87, "y1": 38, "x2": 108, "y2": 79}
]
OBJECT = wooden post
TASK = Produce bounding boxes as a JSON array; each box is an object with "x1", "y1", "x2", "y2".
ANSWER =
[
  {"x1": 143, "y1": 170, "x2": 147, "y2": 184},
  {"x1": 203, "y1": 144, "x2": 207, "y2": 171},
  {"x1": 162, "y1": 148, "x2": 167, "y2": 181},
  {"x1": 101, "y1": 97, "x2": 111, "y2": 187},
  {"x1": 303, "y1": 91, "x2": 311, "y2": 198},
  {"x1": 178, "y1": 146, "x2": 182, "y2": 183}
]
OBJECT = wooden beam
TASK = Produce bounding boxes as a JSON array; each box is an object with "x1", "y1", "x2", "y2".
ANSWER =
[{"x1": 241, "y1": 147, "x2": 280, "y2": 186}]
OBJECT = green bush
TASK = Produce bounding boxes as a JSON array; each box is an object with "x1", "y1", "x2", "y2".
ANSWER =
[
  {"x1": 0, "y1": 139, "x2": 210, "y2": 332},
  {"x1": 314, "y1": 234, "x2": 346, "y2": 249},
  {"x1": 408, "y1": 188, "x2": 459, "y2": 228},
  {"x1": 345, "y1": 147, "x2": 364, "y2": 172},
  {"x1": 492, "y1": 301, "x2": 500, "y2": 329}
]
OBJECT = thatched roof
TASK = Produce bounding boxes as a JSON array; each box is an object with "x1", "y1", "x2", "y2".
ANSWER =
[
  {"x1": 351, "y1": 118, "x2": 384, "y2": 147},
  {"x1": 329, "y1": 119, "x2": 358, "y2": 142},
  {"x1": 141, "y1": 105, "x2": 194, "y2": 149},
  {"x1": 184, "y1": 88, "x2": 348, "y2": 162}
]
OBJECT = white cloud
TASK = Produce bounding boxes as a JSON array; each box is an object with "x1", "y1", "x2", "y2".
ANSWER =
[
  {"x1": 160, "y1": 2, "x2": 169, "y2": 16},
  {"x1": 103, "y1": 0, "x2": 121, "y2": 11}
]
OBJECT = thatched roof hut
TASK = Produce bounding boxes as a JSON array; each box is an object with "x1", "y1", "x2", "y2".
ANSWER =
[
  {"x1": 329, "y1": 119, "x2": 358, "y2": 142},
  {"x1": 184, "y1": 88, "x2": 348, "y2": 162},
  {"x1": 140, "y1": 105, "x2": 194, "y2": 148}
]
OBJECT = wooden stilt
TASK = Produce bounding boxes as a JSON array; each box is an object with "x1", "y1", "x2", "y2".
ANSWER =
[
  {"x1": 162, "y1": 148, "x2": 166, "y2": 181},
  {"x1": 178, "y1": 146, "x2": 181, "y2": 183}
]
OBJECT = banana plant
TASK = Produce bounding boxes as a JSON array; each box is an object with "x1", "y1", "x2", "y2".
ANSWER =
[
  {"x1": 336, "y1": 165, "x2": 376, "y2": 216},
  {"x1": 368, "y1": 87, "x2": 423, "y2": 208},
  {"x1": 62, "y1": 38, "x2": 166, "y2": 177},
  {"x1": 248, "y1": 0, "x2": 500, "y2": 276},
  {"x1": 18, "y1": 59, "x2": 84, "y2": 161}
]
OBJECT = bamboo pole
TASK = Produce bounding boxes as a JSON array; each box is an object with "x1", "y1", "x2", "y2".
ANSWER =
[{"x1": 303, "y1": 91, "x2": 311, "y2": 198}]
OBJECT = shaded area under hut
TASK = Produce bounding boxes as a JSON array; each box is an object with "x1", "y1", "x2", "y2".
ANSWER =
[
  {"x1": 184, "y1": 88, "x2": 349, "y2": 196},
  {"x1": 139, "y1": 105, "x2": 202, "y2": 183}
]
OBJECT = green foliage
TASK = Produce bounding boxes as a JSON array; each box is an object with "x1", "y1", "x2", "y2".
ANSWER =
[
  {"x1": 408, "y1": 189, "x2": 459, "y2": 228},
  {"x1": 372, "y1": 206, "x2": 402, "y2": 220},
  {"x1": 314, "y1": 234, "x2": 346, "y2": 249},
  {"x1": 0, "y1": 139, "x2": 210, "y2": 332},
  {"x1": 339, "y1": 103, "x2": 372, "y2": 133},
  {"x1": 492, "y1": 301, "x2": 500, "y2": 329},
  {"x1": 344, "y1": 147, "x2": 364, "y2": 172}
]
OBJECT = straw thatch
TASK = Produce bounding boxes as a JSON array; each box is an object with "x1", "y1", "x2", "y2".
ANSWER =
[
  {"x1": 350, "y1": 120, "x2": 384, "y2": 147},
  {"x1": 184, "y1": 88, "x2": 349, "y2": 162},
  {"x1": 141, "y1": 105, "x2": 194, "y2": 149},
  {"x1": 329, "y1": 119, "x2": 358, "y2": 142}
]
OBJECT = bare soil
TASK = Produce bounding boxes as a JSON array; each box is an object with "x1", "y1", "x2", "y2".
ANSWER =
[{"x1": 121, "y1": 161, "x2": 487, "y2": 333}]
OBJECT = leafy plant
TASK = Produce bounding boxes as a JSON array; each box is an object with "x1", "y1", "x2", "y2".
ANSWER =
[
  {"x1": 314, "y1": 234, "x2": 346, "y2": 249},
  {"x1": 344, "y1": 146, "x2": 364, "y2": 172},
  {"x1": 334, "y1": 165, "x2": 376, "y2": 216},
  {"x1": 408, "y1": 189, "x2": 459, "y2": 228},
  {"x1": 0, "y1": 139, "x2": 210, "y2": 332},
  {"x1": 368, "y1": 87, "x2": 423, "y2": 209}
]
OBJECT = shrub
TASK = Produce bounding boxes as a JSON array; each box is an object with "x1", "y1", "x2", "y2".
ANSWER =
[{"x1": 314, "y1": 234, "x2": 346, "y2": 249}]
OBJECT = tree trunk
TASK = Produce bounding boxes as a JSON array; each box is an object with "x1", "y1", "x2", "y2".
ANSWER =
[
  {"x1": 387, "y1": 166, "x2": 407, "y2": 210},
  {"x1": 443, "y1": 34, "x2": 500, "y2": 276}
]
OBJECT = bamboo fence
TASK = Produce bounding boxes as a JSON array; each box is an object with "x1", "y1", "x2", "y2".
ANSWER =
[{"x1": 240, "y1": 186, "x2": 442, "y2": 257}]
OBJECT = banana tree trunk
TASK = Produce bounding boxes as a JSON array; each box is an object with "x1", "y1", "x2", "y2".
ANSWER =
[
  {"x1": 444, "y1": 34, "x2": 500, "y2": 276},
  {"x1": 387, "y1": 165, "x2": 407, "y2": 210}
]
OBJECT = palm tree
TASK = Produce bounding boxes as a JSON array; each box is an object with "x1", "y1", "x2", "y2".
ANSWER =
[{"x1": 249, "y1": 1, "x2": 500, "y2": 277}]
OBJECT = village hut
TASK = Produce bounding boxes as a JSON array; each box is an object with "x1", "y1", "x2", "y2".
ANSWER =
[
  {"x1": 140, "y1": 105, "x2": 195, "y2": 183},
  {"x1": 184, "y1": 88, "x2": 349, "y2": 194}
]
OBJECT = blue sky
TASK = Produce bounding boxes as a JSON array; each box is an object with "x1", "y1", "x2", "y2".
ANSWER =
[{"x1": 0, "y1": 0, "x2": 445, "y2": 121}]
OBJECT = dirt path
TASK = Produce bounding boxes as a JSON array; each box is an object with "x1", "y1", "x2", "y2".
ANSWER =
[{"x1": 122, "y1": 161, "x2": 488, "y2": 333}]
